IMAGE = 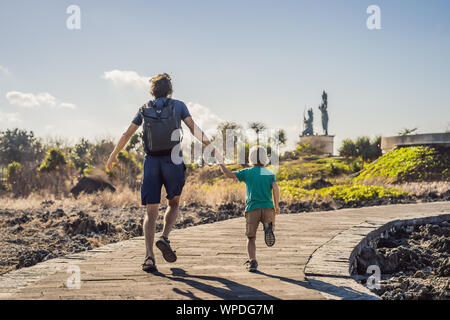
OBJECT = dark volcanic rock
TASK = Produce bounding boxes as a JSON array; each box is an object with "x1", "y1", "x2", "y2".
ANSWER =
[
  {"x1": 304, "y1": 178, "x2": 333, "y2": 190},
  {"x1": 7, "y1": 213, "x2": 30, "y2": 226},
  {"x1": 17, "y1": 249, "x2": 57, "y2": 268},
  {"x1": 70, "y1": 176, "x2": 116, "y2": 197},
  {"x1": 64, "y1": 212, "x2": 116, "y2": 236},
  {"x1": 355, "y1": 220, "x2": 450, "y2": 300}
]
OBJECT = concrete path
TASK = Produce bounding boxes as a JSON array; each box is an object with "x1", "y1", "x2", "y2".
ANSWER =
[{"x1": 1, "y1": 201, "x2": 449, "y2": 300}]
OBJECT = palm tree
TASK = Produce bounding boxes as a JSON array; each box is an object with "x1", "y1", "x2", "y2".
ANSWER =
[
  {"x1": 248, "y1": 122, "x2": 266, "y2": 145},
  {"x1": 274, "y1": 129, "x2": 287, "y2": 147},
  {"x1": 398, "y1": 127, "x2": 418, "y2": 136},
  {"x1": 217, "y1": 121, "x2": 241, "y2": 158}
]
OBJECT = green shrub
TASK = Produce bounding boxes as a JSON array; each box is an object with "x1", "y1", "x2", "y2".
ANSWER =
[
  {"x1": 6, "y1": 161, "x2": 36, "y2": 196},
  {"x1": 295, "y1": 142, "x2": 322, "y2": 156},
  {"x1": 339, "y1": 136, "x2": 381, "y2": 161},
  {"x1": 0, "y1": 128, "x2": 43, "y2": 166},
  {"x1": 91, "y1": 139, "x2": 115, "y2": 166},
  {"x1": 326, "y1": 162, "x2": 344, "y2": 176},
  {"x1": 316, "y1": 184, "x2": 406, "y2": 202},
  {"x1": 39, "y1": 148, "x2": 67, "y2": 172},
  {"x1": 112, "y1": 150, "x2": 141, "y2": 189},
  {"x1": 279, "y1": 179, "x2": 407, "y2": 202},
  {"x1": 355, "y1": 146, "x2": 450, "y2": 182},
  {"x1": 339, "y1": 139, "x2": 358, "y2": 158},
  {"x1": 349, "y1": 159, "x2": 363, "y2": 173},
  {"x1": 70, "y1": 138, "x2": 92, "y2": 176},
  {"x1": 37, "y1": 148, "x2": 69, "y2": 194}
]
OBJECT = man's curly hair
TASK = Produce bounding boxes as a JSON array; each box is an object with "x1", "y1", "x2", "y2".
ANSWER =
[{"x1": 150, "y1": 73, "x2": 173, "y2": 98}]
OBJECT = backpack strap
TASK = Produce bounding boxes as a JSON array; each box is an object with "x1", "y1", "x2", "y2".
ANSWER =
[{"x1": 139, "y1": 102, "x2": 148, "y2": 117}]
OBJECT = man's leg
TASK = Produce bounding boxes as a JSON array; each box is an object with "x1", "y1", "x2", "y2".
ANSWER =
[
  {"x1": 162, "y1": 195, "x2": 180, "y2": 239},
  {"x1": 155, "y1": 196, "x2": 180, "y2": 263},
  {"x1": 144, "y1": 204, "x2": 159, "y2": 264}
]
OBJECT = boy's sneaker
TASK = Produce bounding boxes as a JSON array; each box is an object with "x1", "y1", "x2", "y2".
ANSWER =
[
  {"x1": 263, "y1": 222, "x2": 275, "y2": 247},
  {"x1": 245, "y1": 260, "x2": 258, "y2": 272}
]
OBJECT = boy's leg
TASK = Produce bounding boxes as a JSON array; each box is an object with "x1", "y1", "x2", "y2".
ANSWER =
[
  {"x1": 262, "y1": 208, "x2": 276, "y2": 247},
  {"x1": 261, "y1": 208, "x2": 276, "y2": 230},
  {"x1": 247, "y1": 237, "x2": 257, "y2": 261},
  {"x1": 144, "y1": 204, "x2": 159, "y2": 263},
  {"x1": 245, "y1": 209, "x2": 261, "y2": 261}
]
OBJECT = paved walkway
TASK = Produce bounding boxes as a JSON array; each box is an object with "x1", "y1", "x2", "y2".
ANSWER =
[{"x1": 1, "y1": 201, "x2": 449, "y2": 300}]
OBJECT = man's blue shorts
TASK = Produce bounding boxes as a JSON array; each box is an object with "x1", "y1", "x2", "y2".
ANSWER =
[{"x1": 141, "y1": 155, "x2": 186, "y2": 205}]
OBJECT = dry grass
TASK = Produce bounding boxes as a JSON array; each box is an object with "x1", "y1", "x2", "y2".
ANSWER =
[
  {"x1": 180, "y1": 180, "x2": 245, "y2": 207},
  {"x1": 357, "y1": 177, "x2": 449, "y2": 196},
  {"x1": 0, "y1": 186, "x2": 141, "y2": 211},
  {"x1": 0, "y1": 180, "x2": 247, "y2": 211},
  {"x1": 394, "y1": 181, "x2": 450, "y2": 196}
]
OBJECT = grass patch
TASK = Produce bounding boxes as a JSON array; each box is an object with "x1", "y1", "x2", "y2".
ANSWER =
[
  {"x1": 355, "y1": 146, "x2": 450, "y2": 183},
  {"x1": 278, "y1": 180, "x2": 407, "y2": 202}
]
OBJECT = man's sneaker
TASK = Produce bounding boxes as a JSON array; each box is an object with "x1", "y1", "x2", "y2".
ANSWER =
[
  {"x1": 263, "y1": 222, "x2": 275, "y2": 247},
  {"x1": 156, "y1": 236, "x2": 177, "y2": 263},
  {"x1": 245, "y1": 260, "x2": 258, "y2": 272}
]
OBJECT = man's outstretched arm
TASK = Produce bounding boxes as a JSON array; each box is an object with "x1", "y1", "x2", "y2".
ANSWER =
[
  {"x1": 183, "y1": 116, "x2": 213, "y2": 150},
  {"x1": 107, "y1": 123, "x2": 139, "y2": 171}
]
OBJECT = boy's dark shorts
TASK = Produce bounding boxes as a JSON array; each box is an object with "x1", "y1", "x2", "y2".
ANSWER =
[
  {"x1": 141, "y1": 155, "x2": 186, "y2": 205},
  {"x1": 244, "y1": 207, "x2": 276, "y2": 238}
]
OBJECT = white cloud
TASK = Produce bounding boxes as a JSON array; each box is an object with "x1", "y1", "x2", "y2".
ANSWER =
[
  {"x1": 59, "y1": 102, "x2": 76, "y2": 109},
  {"x1": 185, "y1": 102, "x2": 223, "y2": 136},
  {"x1": 0, "y1": 111, "x2": 21, "y2": 123},
  {"x1": 102, "y1": 70, "x2": 149, "y2": 88},
  {"x1": 0, "y1": 65, "x2": 10, "y2": 76},
  {"x1": 6, "y1": 91, "x2": 76, "y2": 109}
]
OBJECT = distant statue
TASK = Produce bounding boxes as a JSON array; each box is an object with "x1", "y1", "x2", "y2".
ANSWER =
[
  {"x1": 301, "y1": 108, "x2": 314, "y2": 136},
  {"x1": 319, "y1": 90, "x2": 329, "y2": 136},
  {"x1": 322, "y1": 90, "x2": 327, "y2": 105}
]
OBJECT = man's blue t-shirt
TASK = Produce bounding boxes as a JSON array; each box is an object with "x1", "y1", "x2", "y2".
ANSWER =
[
  {"x1": 234, "y1": 166, "x2": 276, "y2": 212},
  {"x1": 132, "y1": 97, "x2": 191, "y2": 156}
]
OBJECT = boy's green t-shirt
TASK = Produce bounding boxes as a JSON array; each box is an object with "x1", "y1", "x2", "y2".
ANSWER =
[{"x1": 234, "y1": 166, "x2": 276, "y2": 212}]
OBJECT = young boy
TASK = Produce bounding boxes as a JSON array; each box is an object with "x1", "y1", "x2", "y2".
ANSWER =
[{"x1": 217, "y1": 146, "x2": 280, "y2": 272}]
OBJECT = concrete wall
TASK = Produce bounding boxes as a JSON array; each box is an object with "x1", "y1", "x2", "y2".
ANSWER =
[
  {"x1": 299, "y1": 135, "x2": 335, "y2": 155},
  {"x1": 381, "y1": 133, "x2": 450, "y2": 152}
]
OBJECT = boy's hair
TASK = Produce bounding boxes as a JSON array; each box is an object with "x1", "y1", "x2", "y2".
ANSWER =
[
  {"x1": 248, "y1": 146, "x2": 270, "y2": 166},
  {"x1": 150, "y1": 73, "x2": 173, "y2": 98}
]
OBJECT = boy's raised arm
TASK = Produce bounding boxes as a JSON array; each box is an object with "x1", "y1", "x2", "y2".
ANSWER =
[
  {"x1": 219, "y1": 163, "x2": 238, "y2": 180},
  {"x1": 215, "y1": 150, "x2": 238, "y2": 180}
]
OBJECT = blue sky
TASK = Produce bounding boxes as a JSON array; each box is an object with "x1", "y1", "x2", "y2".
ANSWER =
[{"x1": 0, "y1": 0, "x2": 449, "y2": 152}]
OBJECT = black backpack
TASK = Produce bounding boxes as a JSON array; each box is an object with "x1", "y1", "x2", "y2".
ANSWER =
[{"x1": 140, "y1": 98, "x2": 182, "y2": 153}]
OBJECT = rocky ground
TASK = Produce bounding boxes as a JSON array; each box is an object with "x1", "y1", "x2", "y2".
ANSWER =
[
  {"x1": 1, "y1": 191, "x2": 449, "y2": 277},
  {"x1": 0, "y1": 201, "x2": 248, "y2": 276},
  {"x1": 355, "y1": 221, "x2": 450, "y2": 300}
]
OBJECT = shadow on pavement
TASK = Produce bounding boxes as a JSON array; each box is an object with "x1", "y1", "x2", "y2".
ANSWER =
[
  {"x1": 254, "y1": 270, "x2": 311, "y2": 289},
  {"x1": 153, "y1": 268, "x2": 280, "y2": 300},
  {"x1": 307, "y1": 277, "x2": 380, "y2": 300}
]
